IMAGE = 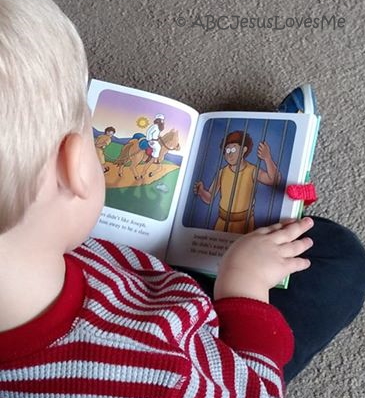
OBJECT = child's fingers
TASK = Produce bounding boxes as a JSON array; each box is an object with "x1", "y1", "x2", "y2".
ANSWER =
[
  {"x1": 272, "y1": 217, "x2": 314, "y2": 244},
  {"x1": 254, "y1": 222, "x2": 285, "y2": 235},
  {"x1": 280, "y1": 237, "x2": 313, "y2": 258},
  {"x1": 285, "y1": 256, "x2": 311, "y2": 273},
  {"x1": 254, "y1": 218, "x2": 299, "y2": 236}
]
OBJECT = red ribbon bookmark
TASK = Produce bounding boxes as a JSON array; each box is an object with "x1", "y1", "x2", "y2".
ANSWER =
[{"x1": 286, "y1": 183, "x2": 317, "y2": 206}]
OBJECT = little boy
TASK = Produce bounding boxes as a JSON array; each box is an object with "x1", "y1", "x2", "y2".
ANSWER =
[{"x1": 1, "y1": 1, "x2": 364, "y2": 397}]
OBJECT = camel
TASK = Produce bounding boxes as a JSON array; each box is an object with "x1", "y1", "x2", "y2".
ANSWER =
[{"x1": 114, "y1": 129, "x2": 180, "y2": 180}]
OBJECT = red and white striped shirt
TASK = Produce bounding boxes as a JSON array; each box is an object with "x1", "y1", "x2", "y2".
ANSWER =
[{"x1": 0, "y1": 238, "x2": 294, "y2": 397}]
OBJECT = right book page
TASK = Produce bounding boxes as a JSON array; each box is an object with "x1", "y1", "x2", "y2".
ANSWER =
[{"x1": 166, "y1": 111, "x2": 319, "y2": 280}]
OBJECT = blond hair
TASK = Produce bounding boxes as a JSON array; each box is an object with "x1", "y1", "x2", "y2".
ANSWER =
[{"x1": 0, "y1": 0, "x2": 88, "y2": 233}]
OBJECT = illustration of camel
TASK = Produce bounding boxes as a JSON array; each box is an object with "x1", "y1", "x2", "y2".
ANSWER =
[{"x1": 115, "y1": 129, "x2": 180, "y2": 180}]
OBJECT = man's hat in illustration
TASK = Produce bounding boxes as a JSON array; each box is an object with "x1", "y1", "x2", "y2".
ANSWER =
[{"x1": 155, "y1": 113, "x2": 165, "y2": 121}]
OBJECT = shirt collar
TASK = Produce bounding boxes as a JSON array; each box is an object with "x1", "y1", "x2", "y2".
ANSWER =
[{"x1": 0, "y1": 254, "x2": 86, "y2": 364}]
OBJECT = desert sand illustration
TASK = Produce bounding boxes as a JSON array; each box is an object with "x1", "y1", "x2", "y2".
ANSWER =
[{"x1": 103, "y1": 161, "x2": 179, "y2": 188}]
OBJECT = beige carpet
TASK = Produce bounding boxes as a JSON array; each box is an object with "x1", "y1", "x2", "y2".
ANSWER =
[{"x1": 55, "y1": 0, "x2": 365, "y2": 396}]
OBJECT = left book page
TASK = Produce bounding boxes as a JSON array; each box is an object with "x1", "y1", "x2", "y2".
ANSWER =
[{"x1": 88, "y1": 79, "x2": 199, "y2": 259}]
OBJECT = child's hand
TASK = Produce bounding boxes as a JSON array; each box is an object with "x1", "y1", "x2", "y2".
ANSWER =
[{"x1": 214, "y1": 217, "x2": 314, "y2": 303}]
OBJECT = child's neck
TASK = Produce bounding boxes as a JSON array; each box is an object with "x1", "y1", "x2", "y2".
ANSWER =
[{"x1": 0, "y1": 217, "x2": 66, "y2": 333}]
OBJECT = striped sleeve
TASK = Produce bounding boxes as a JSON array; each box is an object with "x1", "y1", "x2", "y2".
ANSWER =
[{"x1": 213, "y1": 297, "x2": 294, "y2": 396}]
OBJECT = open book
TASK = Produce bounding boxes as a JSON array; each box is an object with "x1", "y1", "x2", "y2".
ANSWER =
[{"x1": 88, "y1": 79, "x2": 320, "y2": 288}]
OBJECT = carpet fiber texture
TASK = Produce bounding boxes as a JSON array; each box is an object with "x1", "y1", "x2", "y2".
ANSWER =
[{"x1": 55, "y1": 1, "x2": 365, "y2": 396}]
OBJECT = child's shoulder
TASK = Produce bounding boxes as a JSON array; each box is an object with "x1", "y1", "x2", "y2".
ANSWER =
[
  {"x1": 71, "y1": 237, "x2": 171, "y2": 274},
  {"x1": 66, "y1": 238, "x2": 212, "y2": 311},
  {"x1": 66, "y1": 237, "x2": 213, "y2": 326}
]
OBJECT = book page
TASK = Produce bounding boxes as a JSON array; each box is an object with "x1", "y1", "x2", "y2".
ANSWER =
[
  {"x1": 88, "y1": 79, "x2": 199, "y2": 259},
  {"x1": 167, "y1": 111, "x2": 318, "y2": 275}
]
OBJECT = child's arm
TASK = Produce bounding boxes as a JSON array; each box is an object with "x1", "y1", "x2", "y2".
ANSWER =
[
  {"x1": 213, "y1": 297, "x2": 294, "y2": 393},
  {"x1": 212, "y1": 218, "x2": 314, "y2": 391}
]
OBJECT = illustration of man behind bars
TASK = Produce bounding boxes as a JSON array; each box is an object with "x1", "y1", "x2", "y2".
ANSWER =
[{"x1": 193, "y1": 131, "x2": 280, "y2": 234}]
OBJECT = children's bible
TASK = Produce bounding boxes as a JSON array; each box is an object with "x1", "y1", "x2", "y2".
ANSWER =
[{"x1": 88, "y1": 79, "x2": 320, "y2": 288}]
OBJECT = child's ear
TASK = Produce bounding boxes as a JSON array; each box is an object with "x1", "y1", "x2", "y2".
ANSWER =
[{"x1": 57, "y1": 133, "x2": 88, "y2": 199}]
